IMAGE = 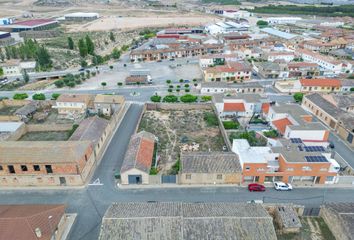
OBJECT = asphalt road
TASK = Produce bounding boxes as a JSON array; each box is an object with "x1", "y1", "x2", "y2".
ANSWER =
[{"x1": 0, "y1": 103, "x2": 354, "y2": 240}]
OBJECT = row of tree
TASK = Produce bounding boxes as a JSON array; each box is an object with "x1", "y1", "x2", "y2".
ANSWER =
[{"x1": 0, "y1": 39, "x2": 52, "y2": 71}]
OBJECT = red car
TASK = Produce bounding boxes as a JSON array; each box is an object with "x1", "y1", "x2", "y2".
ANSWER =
[{"x1": 248, "y1": 183, "x2": 266, "y2": 192}]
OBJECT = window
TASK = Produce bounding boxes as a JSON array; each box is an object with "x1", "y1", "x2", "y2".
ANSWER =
[
  {"x1": 256, "y1": 168, "x2": 265, "y2": 172},
  {"x1": 21, "y1": 165, "x2": 28, "y2": 171},
  {"x1": 326, "y1": 176, "x2": 334, "y2": 181},
  {"x1": 8, "y1": 165, "x2": 15, "y2": 174},
  {"x1": 0, "y1": 165, "x2": 2, "y2": 171},
  {"x1": 302, "y1": 166, "x2": 312, "y2": 171},
  {"x1": 217, "y1": 174, "x2": 222, "y2": 180},
  {"x1": 85, "y1": 155, "x2": 88, "y2": 162},
  {"x1": 186, "y1": 174, "x2": 191, "y2": 180},
  {"x1": 45, "y1": 165, "x2": 53, "y2": 174},
  {"x1": 245, "y1": 166, "x2": 250, "y2": 171},
  {"x1": 33, "y1": 165, "x2": 40, "y2": 171}
]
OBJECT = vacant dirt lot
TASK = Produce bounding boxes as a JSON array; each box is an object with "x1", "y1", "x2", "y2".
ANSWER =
[
  {"x1": 138, "y1": 108, "x2": 225, "y2": 174},
  {"x1": 67, "y1": 15, "x2": 219, "y2": 32}
]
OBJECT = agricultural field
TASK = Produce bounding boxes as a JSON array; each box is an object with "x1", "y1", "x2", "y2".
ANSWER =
[{"x1": 138, "y1": 108, "x2": 225, "y2": 174}]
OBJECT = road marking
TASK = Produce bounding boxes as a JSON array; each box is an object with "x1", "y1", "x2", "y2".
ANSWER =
[{"x1": 88, "y1": 178, "x2": 104, "y2": 186}]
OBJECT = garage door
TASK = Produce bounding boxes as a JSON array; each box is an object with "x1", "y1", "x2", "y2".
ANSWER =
[{"x1": 128, "y1": 175, "x2": 142, "y2": 184}]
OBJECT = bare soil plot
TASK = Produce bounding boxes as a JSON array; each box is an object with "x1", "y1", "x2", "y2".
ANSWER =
[
  {"x1": 138, "y1": 108, "x2": 225, "y2": 173},
  {"x1": 19, "y1": 131, "x2": 70, "y2": 141}
]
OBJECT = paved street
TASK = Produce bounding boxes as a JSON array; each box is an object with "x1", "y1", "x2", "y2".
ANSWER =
[{"x1": 0, "y1": 103, "x2": 354, "y2": 240}]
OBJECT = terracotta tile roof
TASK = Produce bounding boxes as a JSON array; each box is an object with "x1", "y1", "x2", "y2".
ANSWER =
[
  {"x1": 56, "y1": 94, "x2": 93, "y2": 104},
  {"x1": 288, "y1": 62, "x2": 318, "y2": 68},
  {"x1": 224, "y1": 103, "x2": 246, "y2": 112},
  {"x1": 94, "y1": 94, "x2": 125, "y2": 104},
  {"x1": 300, "y1": 78, "x2": 341, "y2": 87},
  {"x1": 13, "y1": 19, "x2": 57, "y2": 27},
  {"x1": 120, "y1": 131, "x2": 156, "y2": 174},
  {"x1": 261, "y1": 103, "x2": 270, "y2": 114},
  {"x1": 272, "y1": 118, "x2": 293, "y2": 135},
  {"x1": 0, "y1": 204, "x2": 66, "y2": 240}
]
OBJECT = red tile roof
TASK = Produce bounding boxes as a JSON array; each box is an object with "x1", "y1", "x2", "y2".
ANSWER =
[
  {"x1": 136, "y1": 138, "x2": 155, "y2": 171},
  {"x1": 261, "y1": 103, "x2": 270, "y2": 114},
  {"x1": 14, "y1": 19, "x2": 57, "y2": 27},
  {"x1": 300, "y1": 78, "x2": 341, "y2": 87},
  {"x1": 224, "y1": 103, "x2": 246, "y2": 112},
  {"x1": 0, "y1": 204, "x2": 66, "y2": 240},
  {"x1": 272, "y1": 118, "x2": 293, "y2": 135}
]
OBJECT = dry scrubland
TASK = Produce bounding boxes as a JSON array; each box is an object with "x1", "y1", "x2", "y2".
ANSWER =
[{"x1": 138, "y1": 108, "x2": 225, "y2": 173}]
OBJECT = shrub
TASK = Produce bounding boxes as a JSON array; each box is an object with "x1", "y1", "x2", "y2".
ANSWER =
[
  {"x1": 185, "y1": 88, "x2": 190, "y2": 92},
  {"x1": 257, "y1": 20, "x2": 268, "y2": 27},
  {"x1": 149, "y1": 167, "x2": 158, "y2": 175},
  {"x1": 179, "y1": 79, "x2": 184, "y2": 83},
  {"x1": 101, "y1": 82, "x2": 107, "y2": 87},
  {"x1": 32, "y1": 93, "x2": 46, "y2": 100},
  {"x1": 204, "y1": 112, "x2": 218, "y2": 126},
  {"x1": 293, "y1": 92, "x2": 304, "y2": 102},
  {"x1": 67, "y1": 124, "x2": 79, "y2": 137},
  {"x1": 168, "y1": 89, "x2": 173, "y2": 93},
  {"x1": 150, "y1": 95, "x2": 161, "y2": 102},
  {"x1": 180, "y1": 94, "x2": 198, "y2": 103},
  {"x1": 169, "y1": 85, "x2": 174, "y2": 88},
  {"x1": 13, "y1": 93, "x2": 28, "y2": 100},
  {"x1": 169, "y1": 160, "x2": 180, "y2": 175},
  {"x1": 117, "y1": 82, "x2": 123, "y2": 86},
  {"x1": 223, "y1": 121, "x2": 239, "y2": 129},
  {"x1": 51, "y1": 93, "x2": 60, "y2": 100},
  {"x1": 166, "y1": 79, "x2": 172, "y2": 84},
  {"x1": 229, "y1": 131, "x2": 267, "y2": 146},
  {"x1": 184, "y1": 84, "x2": 190, "y2": 88},
  {"x1": 263, "y1": 129, "x2": 279, "y2": 138},
  {"x1": 163, "y1": 95, "x2": 178, "y2": 103},
  {"x1": 201, "y1": 95, "x2": 212, "y2": 102},
  {"x1": 54, "y1": 80, "x2": 64, "y2": 88}
]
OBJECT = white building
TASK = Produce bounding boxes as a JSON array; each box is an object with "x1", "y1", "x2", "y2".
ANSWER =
[
  {"x1": 299, "y1": 49, "x2": 353, "y2": 75},
  {"x1": 266, "y1": 17, "x2": 302, "y2": 25},
  {"x1": 64, "y1": 12, "x2": 99, "y2": 21},
  {"x1": 205, "y1": 21, "x2": 249, "y2": 35}
]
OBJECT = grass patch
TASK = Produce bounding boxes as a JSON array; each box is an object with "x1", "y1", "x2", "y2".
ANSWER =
[
  {"x1": 229, "y1": 131, "x2": 267, "y2": 146},
  {"x1": 19, "y1": 131, "x2": 69, "y2": 141},
  {"x1": 204, "y1": 112, "x2": 219, "y2": 127},
  {"x1": 223, "y1": 121, "x2": 239, "y2": 129}
]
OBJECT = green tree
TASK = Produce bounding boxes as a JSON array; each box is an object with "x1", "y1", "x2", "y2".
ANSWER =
[
  {"x1": 111, "y1": 48, "x2": 121, "y2": 59},
  {"x1": 180, "y1": 94, "x2": 198, "y2": 103},
  {"x1": 67, "y1": 37, "x2": 74, "y2": 50},
  {"x1": 117, "y1": 82, "x2": 123, "y2": 86},
  {"x1": 0, "y1": 67, "x2": 3, "y2": 77},
  {"x1": 293, "y1": 92, "x2": 304, "y2": 102},
  {"x1": 85, "y1": 35, "x2": 95, "y2": 55},
  {"x1": 109, "y1": 32, "x2": 115, "y2": 42},
  {"x1": 32, "y1": 93, "x2": 46, "y2": 100},
  {"x1": 163, "y1": 95, "x2": 178, "y2": 103},
  {"x1": 22, "y1": 70, "x2": 30, "y2": 83},
  {"x1": 78, "y1": 39, "x2": 88, "y2": 57},
  {"x1": 109, "y1": 65, "x2": 113, "y2": 70},
  {"x1": 51, "y1": 93, "x2": 60, "y2": 100},
  {"x1": 101, "y1": 82, "x2": 107, "y2": 87},
  {"x1": 54, "y1": 80, "x2": 64, "y2": 88},
  {"x1": 13, "y1": 93, "x2": 28, "y2": 100},
  {"x1": 35, "y1": 46, "x2": 52, "y2": 71},
  {"x1": 257, "y1": 20, "x2": 268, "y2": 27},
  {"x1": 166, "y1": 79, "x2": 172, "y2": 84},
  {"x1": 179, "y1": 79, "x2": 184, "y2": 83},
  {"x1": 150, "y1": 94, "x2": 162, "y2": 102},
  {"x1": 80, "y1": 59, "x2": 88, "y2": 68},
  {"x1": 223, "y1": 121, "x2": 239, "y2": 129}
]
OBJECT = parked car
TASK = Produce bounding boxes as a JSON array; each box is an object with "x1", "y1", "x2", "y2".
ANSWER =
[
  {"x1": 274, "y1": 182, "x2": 293, "y2": 191},
  {"x1": 248, "y1": 183, "x2": 266, "y2": 192}
]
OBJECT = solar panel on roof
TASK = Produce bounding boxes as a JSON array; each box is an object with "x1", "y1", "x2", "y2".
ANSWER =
[
  {"x1": 290, "y1": 138, "x2": 302, "y2": 144},
  {"x1": 304, "y1": 146, "x2": 325, "y2": 152},
  {"x1": 305, "y1": 156, "x2": 328, "y2": 163}
]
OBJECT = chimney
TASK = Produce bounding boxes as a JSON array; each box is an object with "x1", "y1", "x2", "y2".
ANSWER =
[{"x1": 35, "y1": 228, "x2": 42, "y2": 238}]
